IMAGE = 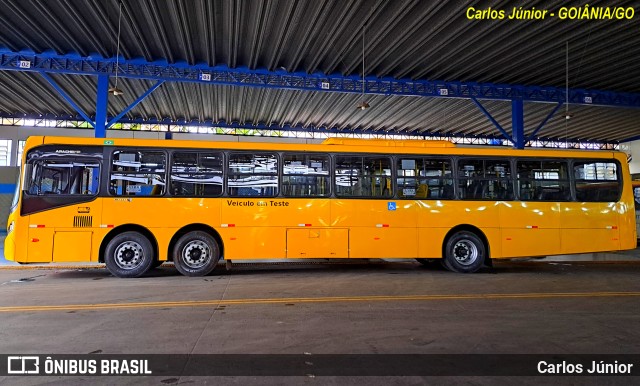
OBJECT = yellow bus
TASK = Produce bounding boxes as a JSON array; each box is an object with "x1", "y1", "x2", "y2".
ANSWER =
[{"x1": 5, "y1": 136, "x2": 636, "y2": 277}]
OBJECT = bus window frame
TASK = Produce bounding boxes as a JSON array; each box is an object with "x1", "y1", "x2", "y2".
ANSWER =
[
  {"x1": 168, "y1": 149, "x2": 225, "y2": 198},
  {"x1": 570, "y1": 158, "x2": 623, "y2": 203},
  {"x1": 455, "y1": 156, "x2": 514, "y2": 201},
  {"x1": 20, "y1": 145, "x2": 104, "y2": 216},
  {"x1": 24, "y1": 157, "x2": 102, "y2": 198},
  {"x1": 514, "y1": 157, "x2": 572, "y2": 202},
  {"x1": 280, "y1": 151, "x2": 332, "y2": 198},
  {"x1": 227, "y1": 151, "x2": 279, "y2": 198},
  {"x1": 333, "y1": 153, "x2": 394, "y2": 199},
  {"x1": 107, "y1": 148, "x2": 169, "y2": 198},
  {"x1": 395, "y1": 155, "x2": 455, "y2": 200}
]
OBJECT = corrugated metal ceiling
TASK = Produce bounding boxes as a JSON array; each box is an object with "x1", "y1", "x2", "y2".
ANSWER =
[{"x1": 0, "y1": 0, "x2": 638, "y2": 143}]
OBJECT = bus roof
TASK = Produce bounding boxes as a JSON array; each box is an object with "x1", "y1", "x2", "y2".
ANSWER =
[
  {"x1": 322, "y1": 138, "x2": 456, "y2": 148},
  {"x1": 28, "y1": 135, "x2": 622, "y2": 160}
]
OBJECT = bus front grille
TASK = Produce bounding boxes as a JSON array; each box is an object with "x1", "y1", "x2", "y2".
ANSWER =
[{"x1": 73, "y1": 216, "x2": 93, "y2": 228}]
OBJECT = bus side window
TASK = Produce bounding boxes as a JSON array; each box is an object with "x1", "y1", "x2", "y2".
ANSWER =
[
  {"x1": 517, "y1": 160, "x2": 570, "y2": 201},
  {"x1": 170, "y1": 152, "x2": 223, "y2": 197},
  {"x1": 282, "y1": 153, "x2": 330, "y2": 197},
  {"x1": 227, "y1": 152, "x2": 278, "y2": 197},
  {"x1": 397, "y1": 157, "x2": 452, "y2": 200},
  {"x1": 110, "y1": 150, "x2": 166, "y2": 196},
  {"x1": 335, "y1": 156, "x2": 391, "y2": 198},
  {"x1": 574, "y1": 161, "x2": 620, "y2": 202}
]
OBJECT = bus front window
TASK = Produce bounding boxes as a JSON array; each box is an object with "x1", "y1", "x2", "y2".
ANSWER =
[{"x1": 25, "y1": 160, "x2": 100, "y2": 196}]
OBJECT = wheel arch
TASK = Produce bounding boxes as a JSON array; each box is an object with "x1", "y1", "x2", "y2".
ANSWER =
[
  {"x1": 99, "y1": 224, "x2": 159, "y2": 263},
  {"x1": 168, "y1": 224, "x2": 224, "y2": 262},
  {"x1": 442, "y1": 224, "x2": 492, "y2": 266}
]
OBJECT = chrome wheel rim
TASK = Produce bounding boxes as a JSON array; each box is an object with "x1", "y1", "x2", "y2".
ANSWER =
[
  {"x1": 452, "y1": 240, "x2": 478, "y2": 266},
  {"x1": 181, "y1": 240, "x2": 211, "y2": 269},
  {"x1": 114, "y1": 241, "x2": 145, "y2": 270}
]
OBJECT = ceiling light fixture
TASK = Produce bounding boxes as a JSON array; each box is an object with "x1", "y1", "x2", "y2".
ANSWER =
[
  {"x1": 109, "y1": 0, "x2": 124, "y2": 96},
  {"x1": 356, "y1": 24, "x2": 370, "y2": 110}
]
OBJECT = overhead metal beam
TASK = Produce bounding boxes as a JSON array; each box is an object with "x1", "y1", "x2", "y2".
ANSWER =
[
  {"x1": 525, "y1": 102, "x2": 563, "y2": 144},
  {"x1": 40, "y1": 72, "x2": 95, "y2": 128},
  {"x1": 106, "y1": 80, "x2": 164, "y2": 129},
  {"x1": 471, "y1": 98, "x2": 513, "y2": 144},
  {"x1": 2, "y1": 50, "x2": 639, "y2": 108},
  {"x1": 620, "y1": 134, "x2": 640, "y2": 143}
]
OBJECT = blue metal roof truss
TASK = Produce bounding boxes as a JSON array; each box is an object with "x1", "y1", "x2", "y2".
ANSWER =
[{"x1": 1, "y1": 49, "x2": 639, "y2": 146}]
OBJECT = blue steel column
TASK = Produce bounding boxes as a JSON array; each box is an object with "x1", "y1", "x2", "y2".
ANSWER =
[
  {"x1": 511, "y1": 98, "x2": 525, "y2": 149},
  {"x1": 95, "y1": 75, "x2": 109, "y2": 138}
]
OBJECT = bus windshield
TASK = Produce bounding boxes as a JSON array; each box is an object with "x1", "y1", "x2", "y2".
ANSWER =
[{"x1": 10, "y1": 173, "x2": 20, "y2": 210}]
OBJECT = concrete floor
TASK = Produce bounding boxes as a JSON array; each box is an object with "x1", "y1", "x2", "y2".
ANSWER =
[
  {"x1": 1, "y1": 232, "x2": 639, "y2": 384},
  {"x1": 1, "y1": 258, "x2": 639, "y2": 385}
]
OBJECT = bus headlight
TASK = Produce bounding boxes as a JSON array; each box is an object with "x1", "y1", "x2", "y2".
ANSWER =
[{"x1": 7, "y1": 221, "x2": 14, "y2": 234}]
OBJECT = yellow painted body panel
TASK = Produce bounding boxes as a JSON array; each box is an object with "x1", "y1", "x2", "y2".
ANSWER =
[
  {"x1": 4, "y1": 136, "x2": 637, "y2": 266},
  {"x1": 500, "y1": 202, "x2": 561, "y2": 257},
  {"x1": 560, "y1": 202, "x2": 620, "y2": 254},
  {"x1": 53, "y1": 232, "x2": 92, "y2": 262},
  {"x1": 226, "y1": 228, "x2": 286, "y2": 259},
  {"x1": 27, "y1": 227, "x2": 54, "y2": 262},
  {"x1": 286, "y1": 228, "x2": 349, "y2": 258},
  {"x1": 26, "y1": 199, "x2": 103, "y2": 263},
  {"x1": 332, "y1": 199, "x2": 417, "y2": 258}
]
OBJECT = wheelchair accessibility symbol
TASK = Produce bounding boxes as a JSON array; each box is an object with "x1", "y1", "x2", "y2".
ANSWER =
[{"x1": 387, "y1": 202, "x2": 396, "y2": 211}]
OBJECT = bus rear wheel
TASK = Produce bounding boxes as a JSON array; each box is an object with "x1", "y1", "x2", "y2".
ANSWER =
[
  {"x1": 104, "y1": 232, "x2": 155, "y2": 278},
  {"x1": 172, "y1": 231, "x2": 220, "y2": 277},
  {"x1": 442, "y1": 231, "x2": 485, "y2": 273}
]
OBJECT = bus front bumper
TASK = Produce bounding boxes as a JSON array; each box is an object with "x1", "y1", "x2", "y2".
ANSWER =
[{"x1": 4, "y1": 231, "x2": 16, "y2": 261}]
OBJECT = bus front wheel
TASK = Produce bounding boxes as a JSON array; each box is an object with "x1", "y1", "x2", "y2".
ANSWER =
[
  {"x1": 172, "y1": 231, "x2": 220, "y2": 277},
  {"x1": 442, "y1": 231, "x2": 485, "y2": 273},
  {"x1": 104, "y1": 232, "x2": 155, "y2": 278}
]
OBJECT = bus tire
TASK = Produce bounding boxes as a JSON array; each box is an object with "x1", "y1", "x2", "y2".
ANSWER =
[
  {"x1": 104, "y1": 232, "x2": 155, "y2": 278},
  {"x1": 442, "y1": 231, "x2": 485, "y2": 273},
  {"x1": 172, "y1": 231, "x2": 220, "y2": 277}
]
